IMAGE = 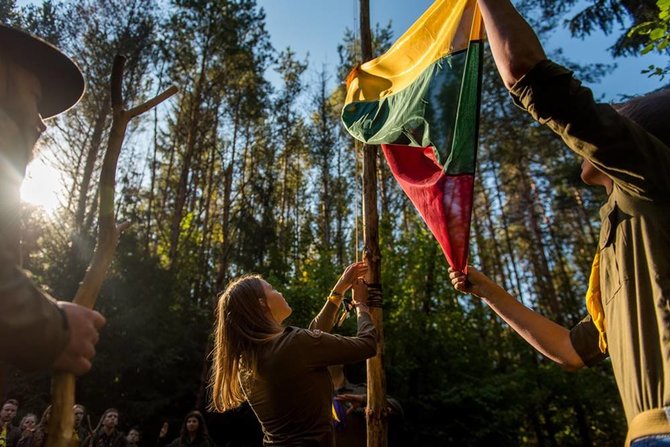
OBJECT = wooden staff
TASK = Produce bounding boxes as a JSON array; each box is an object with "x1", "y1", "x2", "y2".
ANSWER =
[
  {"x1": 46, "y1": 55, "x2": 178, "y2": 447},
  {"x1": 359, "y1": 1, "x2": 388, "y2": 446}
]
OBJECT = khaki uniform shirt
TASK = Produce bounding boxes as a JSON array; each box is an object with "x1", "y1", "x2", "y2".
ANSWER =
[
  {"x1": 243, "y1": 301, "x2": 377, "y2": 446},
  {"x1": 511, "y1": 60, "x2": 670, "y2": 424}
]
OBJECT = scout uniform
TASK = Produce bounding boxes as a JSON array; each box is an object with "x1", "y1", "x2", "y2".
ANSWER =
[{"x1": 511, "y1": 60, "x2": 670, "y2": 444}]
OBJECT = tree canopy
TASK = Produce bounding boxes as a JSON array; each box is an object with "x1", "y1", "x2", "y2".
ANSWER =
[{"x1": 7, "y1": 0, "x2": 663, "y2": 445}]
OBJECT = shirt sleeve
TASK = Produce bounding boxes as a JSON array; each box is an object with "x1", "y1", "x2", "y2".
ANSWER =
[
  {"x1": 308, "y1": 300, "x2": 340, "y2": 332},
  {"x1": 569, "y1": 314, "x2": 609, "y2": 367},
  {"x1": 0, "y1": 232, "x2": 70, "y2": 370},
  {"x1": 510, "y1": 59, "x2": 670, "y2": 200},
  {"x1": 297, "y1": 313, "x2": 377, "y2": 368}
]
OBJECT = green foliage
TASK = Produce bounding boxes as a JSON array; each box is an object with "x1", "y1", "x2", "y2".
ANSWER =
[
  {"x1": 629, "y1": 0, "x2": 670, "y2": 78},
  {"x1": 0, "y1": 0, "x2": 18, "y2": 24},
  {"x1": 527, "y1": 0, "x2": 661, "y2": 57},
  {"x1": 9, "y1": 1, "x2": 632, "y2": 446}
]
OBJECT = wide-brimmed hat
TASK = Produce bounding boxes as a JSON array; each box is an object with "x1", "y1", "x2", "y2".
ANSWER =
[{"x1": 0, "y1": 23, "x2": 85, "y2": 119}]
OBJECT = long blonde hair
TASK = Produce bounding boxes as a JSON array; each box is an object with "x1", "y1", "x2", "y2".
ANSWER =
[{"x1": 209, "y1": 274, "x2": 283, "y2": 412}]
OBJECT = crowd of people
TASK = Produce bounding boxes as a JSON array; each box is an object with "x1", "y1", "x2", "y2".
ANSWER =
[
  {"x1": 1, "y1": 0, "x2": 670, "y2": 445},
  {"x1": 0, "y1": 400, "x2": 222, "y2": 447}
]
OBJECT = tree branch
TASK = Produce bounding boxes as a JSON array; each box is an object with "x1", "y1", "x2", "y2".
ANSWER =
[{"x1": 46, "y1": 55, "x2": 178, "y2": 447}]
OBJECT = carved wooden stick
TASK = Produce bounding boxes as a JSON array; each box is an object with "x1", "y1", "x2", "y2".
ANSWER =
[{"x1": 46, "y1": 55, "x2": 177, "y2": 447}]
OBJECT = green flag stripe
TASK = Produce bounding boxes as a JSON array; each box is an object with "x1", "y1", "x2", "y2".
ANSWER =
[
  {"x1": 341, "y1": 49, "x2": 468, "y2": 157},
  {"x1": 445, "y1": 40, "x2": 483, "y2": 175}
]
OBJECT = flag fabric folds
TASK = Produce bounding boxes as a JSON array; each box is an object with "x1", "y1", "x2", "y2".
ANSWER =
[{"x1": 341, "y1": 0, "x2": 484, "y2": 271}]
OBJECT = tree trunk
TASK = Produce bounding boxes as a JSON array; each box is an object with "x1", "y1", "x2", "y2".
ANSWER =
[
  {"x1": 74, "y1": 103, "x2": 109, "y2": 233},
  {"x1": 487, "y1": 152, "x2": 525, "y2": 304},
  {"x1": 168, "y1": 34, "x2": 211, "y2": 267}
]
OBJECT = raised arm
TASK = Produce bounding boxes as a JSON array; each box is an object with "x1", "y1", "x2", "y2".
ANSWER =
[
  {"x1": 479, "y1": 0, "x2": 670, "y2": 198},
  {"x1": 309, "y1": 261, "x2": 368, "y2": 332},
  {"x1": 302, "y1": 279, "x2": 376, "y2": 367},
  {"x1": 477, "y1": 0, "x2": 546, "y2": 89},
  {"x1": 450, "y1": 267, "x2": 585, "y2": 370}
]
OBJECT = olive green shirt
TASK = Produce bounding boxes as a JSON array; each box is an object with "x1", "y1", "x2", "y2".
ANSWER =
[
  {"x1": 511, "y1": 60, "x2": 670, "y2": 424},
  {"x1": 243, "y1": 302, "x2": 377, "y2": 446}
]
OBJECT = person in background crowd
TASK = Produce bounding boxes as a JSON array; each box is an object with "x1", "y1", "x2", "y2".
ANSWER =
[
  {"x1": 31, "y1": 406, "x2": 50, "y2": 447},
  {"x1": 329, "y1": 365, "x2": 404, "y2": 447},
  {"x1": 73, "y1": 404, "x2": 90, "y2": 447},
  {"x1": 157, "y1": 411, "x2": 216, "y2": 447},
  {"x1": 15, "y1": 413, "x2": 36, "y2": 447},
  {"x1": 0, "y1": 399, "x2": 20, "y2": 447},
  {"x1": 126, "y1": 427, "x2": 140, "y2": 447},
  {"x1": 83, "y1": 409, "x2": 126, "y2": 447}
]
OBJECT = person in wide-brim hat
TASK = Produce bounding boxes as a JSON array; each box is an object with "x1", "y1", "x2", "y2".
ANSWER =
[
  {"x1": 0, "y1": 23, "x2": 85, "y2": 118},
  {"x1": 0, "y1": 23, "x2": 105, "y2": 380}
]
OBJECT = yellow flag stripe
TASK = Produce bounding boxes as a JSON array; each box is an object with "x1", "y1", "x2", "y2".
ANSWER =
[{"x1": 345, "y1": 0, "x2": 483, "y2": 105}]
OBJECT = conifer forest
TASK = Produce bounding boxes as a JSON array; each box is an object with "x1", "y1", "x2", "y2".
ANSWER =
[{"x1": 3, "y1": 0, "x2": 667, "y2": 445}]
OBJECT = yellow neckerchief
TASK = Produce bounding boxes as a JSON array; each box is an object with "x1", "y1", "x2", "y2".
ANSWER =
[
  {"x1": 585, "y1": 251, "x2": 607, "y2": 353},
  {"x1": 0, "y1": 424, "x2": 7, "y2": 447}
]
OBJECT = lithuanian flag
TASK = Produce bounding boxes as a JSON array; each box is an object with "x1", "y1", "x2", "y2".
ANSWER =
[{"x1": 342, "y1": 0, "x2": 483, "y2": 272}]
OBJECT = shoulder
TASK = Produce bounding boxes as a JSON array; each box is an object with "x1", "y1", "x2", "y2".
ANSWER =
[
  {"x1": 291, "y1": 326, "x2": 327, "y2": 341},
  {"x1": 270, "y1": 327, "x2": 329, "y2": 354}
]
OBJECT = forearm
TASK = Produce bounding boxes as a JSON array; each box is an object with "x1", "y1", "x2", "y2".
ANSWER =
[
  {"x1": 480, "y1": 283, "x2": 584, "y2": 370},
  {"x1": 478, "y1": 0, "x2": 546, "y2": 89},
  {"x1": 308, "y1": 297, "x2": 341, "y2": 332}
]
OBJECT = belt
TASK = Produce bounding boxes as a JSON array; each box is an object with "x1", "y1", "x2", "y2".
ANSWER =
[{"x1": 626, "y1": 407, "x2": 670, "y2": 446}]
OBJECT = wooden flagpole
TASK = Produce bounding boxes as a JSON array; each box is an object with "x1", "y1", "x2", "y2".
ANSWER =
[{"x1": 359, "y1": 1, "x2": 388, "y2": 445}]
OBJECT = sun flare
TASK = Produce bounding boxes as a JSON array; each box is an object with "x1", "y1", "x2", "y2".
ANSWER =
[{"x1": 20, "y1": 155, "x2": 64, "y2": 215}]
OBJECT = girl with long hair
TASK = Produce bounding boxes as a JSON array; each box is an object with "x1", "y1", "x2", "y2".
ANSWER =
[
  {"x1": 210, "y1": 261, "x2": 377, "y2": 446},
  {"x1": 16, "y1": 413, "x2": 37, "y2": 447},
  {"x1": 157, "y1": 411, "x2": 215, "y2": 447}
]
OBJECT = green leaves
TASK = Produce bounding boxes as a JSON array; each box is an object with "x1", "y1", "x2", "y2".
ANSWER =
[{"x1": 627, "y1": 0, "x2": 670, "y2": 77}]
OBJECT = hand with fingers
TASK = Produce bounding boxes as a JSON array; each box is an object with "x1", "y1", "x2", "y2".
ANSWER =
[
  {"x1": 159, "y1": 422, "x2": 168, "y2": 439},
  {"x1": 351, "y1": 278, "x2": 370, "y2": 315},
  {"x1": 448, "y1": 266, "x2": 500, "y2": 299},
  {"x1": 334, "y1": 393, "x2": 367, "y2": 415},
  {"x1": 52, "y1": 302, "x2": 106, "y2": 375},
  {"x1": 333, "y1": 261, "x2": 368, "y2": 296}
]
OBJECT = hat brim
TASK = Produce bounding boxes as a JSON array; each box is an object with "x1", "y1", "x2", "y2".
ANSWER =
[{"x1": 0, "y1": 24, "x2": 85, "y2": 119}]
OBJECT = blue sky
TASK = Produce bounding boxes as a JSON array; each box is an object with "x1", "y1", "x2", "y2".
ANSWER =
[
  {"x1": 13, "y1": 0, "x2": 669, "y2": 211},
  {"x1": 16, "y1": 0, "x2": 668, "y2": 99},
  {"x1": 258, "y1": 0, "x2": 668, "y2": 101}
]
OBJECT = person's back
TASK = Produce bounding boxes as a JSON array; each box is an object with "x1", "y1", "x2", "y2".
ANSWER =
[{"x1": 244, "y1": 327, "x2": 339, "y2": 446}]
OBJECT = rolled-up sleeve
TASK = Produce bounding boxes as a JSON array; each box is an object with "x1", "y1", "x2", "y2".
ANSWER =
[
  {"x1": 570, "y1": 314, "x2": 608, "y2": 367},
  {"x1": 510, "y1": 59, "x2": 670, "y2": 200}
]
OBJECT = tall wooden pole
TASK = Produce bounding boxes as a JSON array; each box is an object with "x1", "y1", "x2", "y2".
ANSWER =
[{"x1": 359, "y1": 1, "x2": 387, "y2": 445}]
